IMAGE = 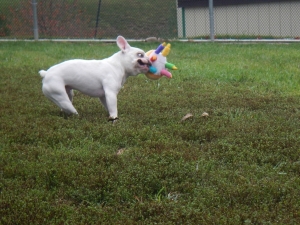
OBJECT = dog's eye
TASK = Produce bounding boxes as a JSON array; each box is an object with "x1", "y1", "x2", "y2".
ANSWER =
[{"x1": 137, "y1": 53, "x2": 144, "y2": 58}]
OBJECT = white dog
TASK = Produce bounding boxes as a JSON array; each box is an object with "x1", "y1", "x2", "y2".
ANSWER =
[{"x1": 39, "y1": 36, "x2": 150, "y2": 122}]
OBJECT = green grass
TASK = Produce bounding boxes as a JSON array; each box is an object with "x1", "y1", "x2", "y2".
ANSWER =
[{"x1": 1, "y1": 41, "x2": 300, "y2": 224}]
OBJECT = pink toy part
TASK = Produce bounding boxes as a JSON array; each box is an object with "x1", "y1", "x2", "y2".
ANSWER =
[{"x1": 160, "y1": 69, "x2": 172, "y2": 78}]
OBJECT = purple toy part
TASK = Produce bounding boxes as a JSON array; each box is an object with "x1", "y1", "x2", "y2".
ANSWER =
[{"x1": 154, "y1": 43, "x2": 166, "y2": 54}]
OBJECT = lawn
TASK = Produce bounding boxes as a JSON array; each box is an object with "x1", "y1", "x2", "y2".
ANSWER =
[{"x1": 0, "y1": 41, "x2": 300, "y2": 224}]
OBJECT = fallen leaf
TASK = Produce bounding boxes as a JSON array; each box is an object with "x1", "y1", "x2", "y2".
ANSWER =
[
  {"x1": 181, "y1": 113, "x2": 193, "y2": 121},
  {"x1": 116, "y1": 148, "x2": 126, "y2": 155},
  {"x1": 201, "y1": 112, "x2": 209, "y2": 117}
]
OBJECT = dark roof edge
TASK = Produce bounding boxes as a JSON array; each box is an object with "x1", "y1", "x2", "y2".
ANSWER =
[{"x1": 178, "y1": 0, "x2": 298, "y2": 8}]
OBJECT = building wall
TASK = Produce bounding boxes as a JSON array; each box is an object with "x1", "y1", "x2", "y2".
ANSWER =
[{"x1": 177, "y1": 1, "x2": 300, "y2": 38}]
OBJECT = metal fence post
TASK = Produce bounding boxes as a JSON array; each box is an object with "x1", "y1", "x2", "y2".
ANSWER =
[
  {"x1": 209, "y1": 0, "x2": 214, "y2": 41},
  {"x1": 32, "y1": 0, "x2": 38, "y2": 40},
  {"x1": 182, "y1": 7, "x2": 186, "y2": 38},
  {"x1": 94, "y1": 0, "x2": 102, "y2": 38}
]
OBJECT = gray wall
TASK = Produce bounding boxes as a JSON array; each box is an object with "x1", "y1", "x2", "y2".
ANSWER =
[{"x1": 177, "y1": 1, "x2": 300, "y2": 38}]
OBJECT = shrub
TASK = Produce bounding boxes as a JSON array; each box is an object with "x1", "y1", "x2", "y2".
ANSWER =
[
  {"x1": 9, "y1": 0, "x2": 93, "y2": 38},
  {"x1": 0, "y1": 15, "x2": 10, "y2": 36}
]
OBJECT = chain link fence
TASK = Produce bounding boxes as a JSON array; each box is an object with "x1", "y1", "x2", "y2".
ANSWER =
[
  {"x1": 0, "y1": 0, "x2": 178, "y2": 39},
  {"x1": 0, "y1": 0, "x2": 299, "y2": 40},
  {"x1": 178, "y1": 0, "x2": 300, "y2": 39}
]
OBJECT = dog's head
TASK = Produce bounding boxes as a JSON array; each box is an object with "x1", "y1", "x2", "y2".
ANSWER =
[{"x1": 116, "y1": 36, "x2": 151, "y2": 76}]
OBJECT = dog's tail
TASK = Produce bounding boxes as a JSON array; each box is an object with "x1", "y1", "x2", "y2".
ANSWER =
[{"x1": 39, "y1": 70, "x2": 47, "y2": 78}]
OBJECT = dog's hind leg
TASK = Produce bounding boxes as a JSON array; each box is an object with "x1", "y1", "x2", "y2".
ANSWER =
[
  {"x1": 65, "y1": 86, "x2": 74, "y2": 102},
  {"x1": 42, "y1": 83, "x2": 78, "y2": 115},
  {"x1": 59, "y1": 99, "x2": 78, "y2": 115}
]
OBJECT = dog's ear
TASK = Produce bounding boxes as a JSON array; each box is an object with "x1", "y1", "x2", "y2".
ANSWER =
[{"x1": 117, "y1": 36, "x2": 131, "y2": 52}]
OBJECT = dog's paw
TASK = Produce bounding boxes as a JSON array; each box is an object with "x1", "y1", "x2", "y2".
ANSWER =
[{"x1": 108, "y1": 116, "x2": 119, "y2": 125}]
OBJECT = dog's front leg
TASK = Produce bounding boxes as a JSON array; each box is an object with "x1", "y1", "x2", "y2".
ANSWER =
[
  {"x1": 99, "y1": 96, "x2": 108, "y2": 112},
  {"x1": 104, "y1": 91, "x2": 119, "y2": 122}
]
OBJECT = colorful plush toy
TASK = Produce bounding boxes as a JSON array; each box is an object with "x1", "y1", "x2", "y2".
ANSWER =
[{"x1": 145, "y1": 42, "x2": 177, "y2": 80}]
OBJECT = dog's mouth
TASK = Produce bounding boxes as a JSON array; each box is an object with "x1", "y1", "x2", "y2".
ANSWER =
[{"x1": 137, "y1": 59, "x2": 151, "y2": 68}]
